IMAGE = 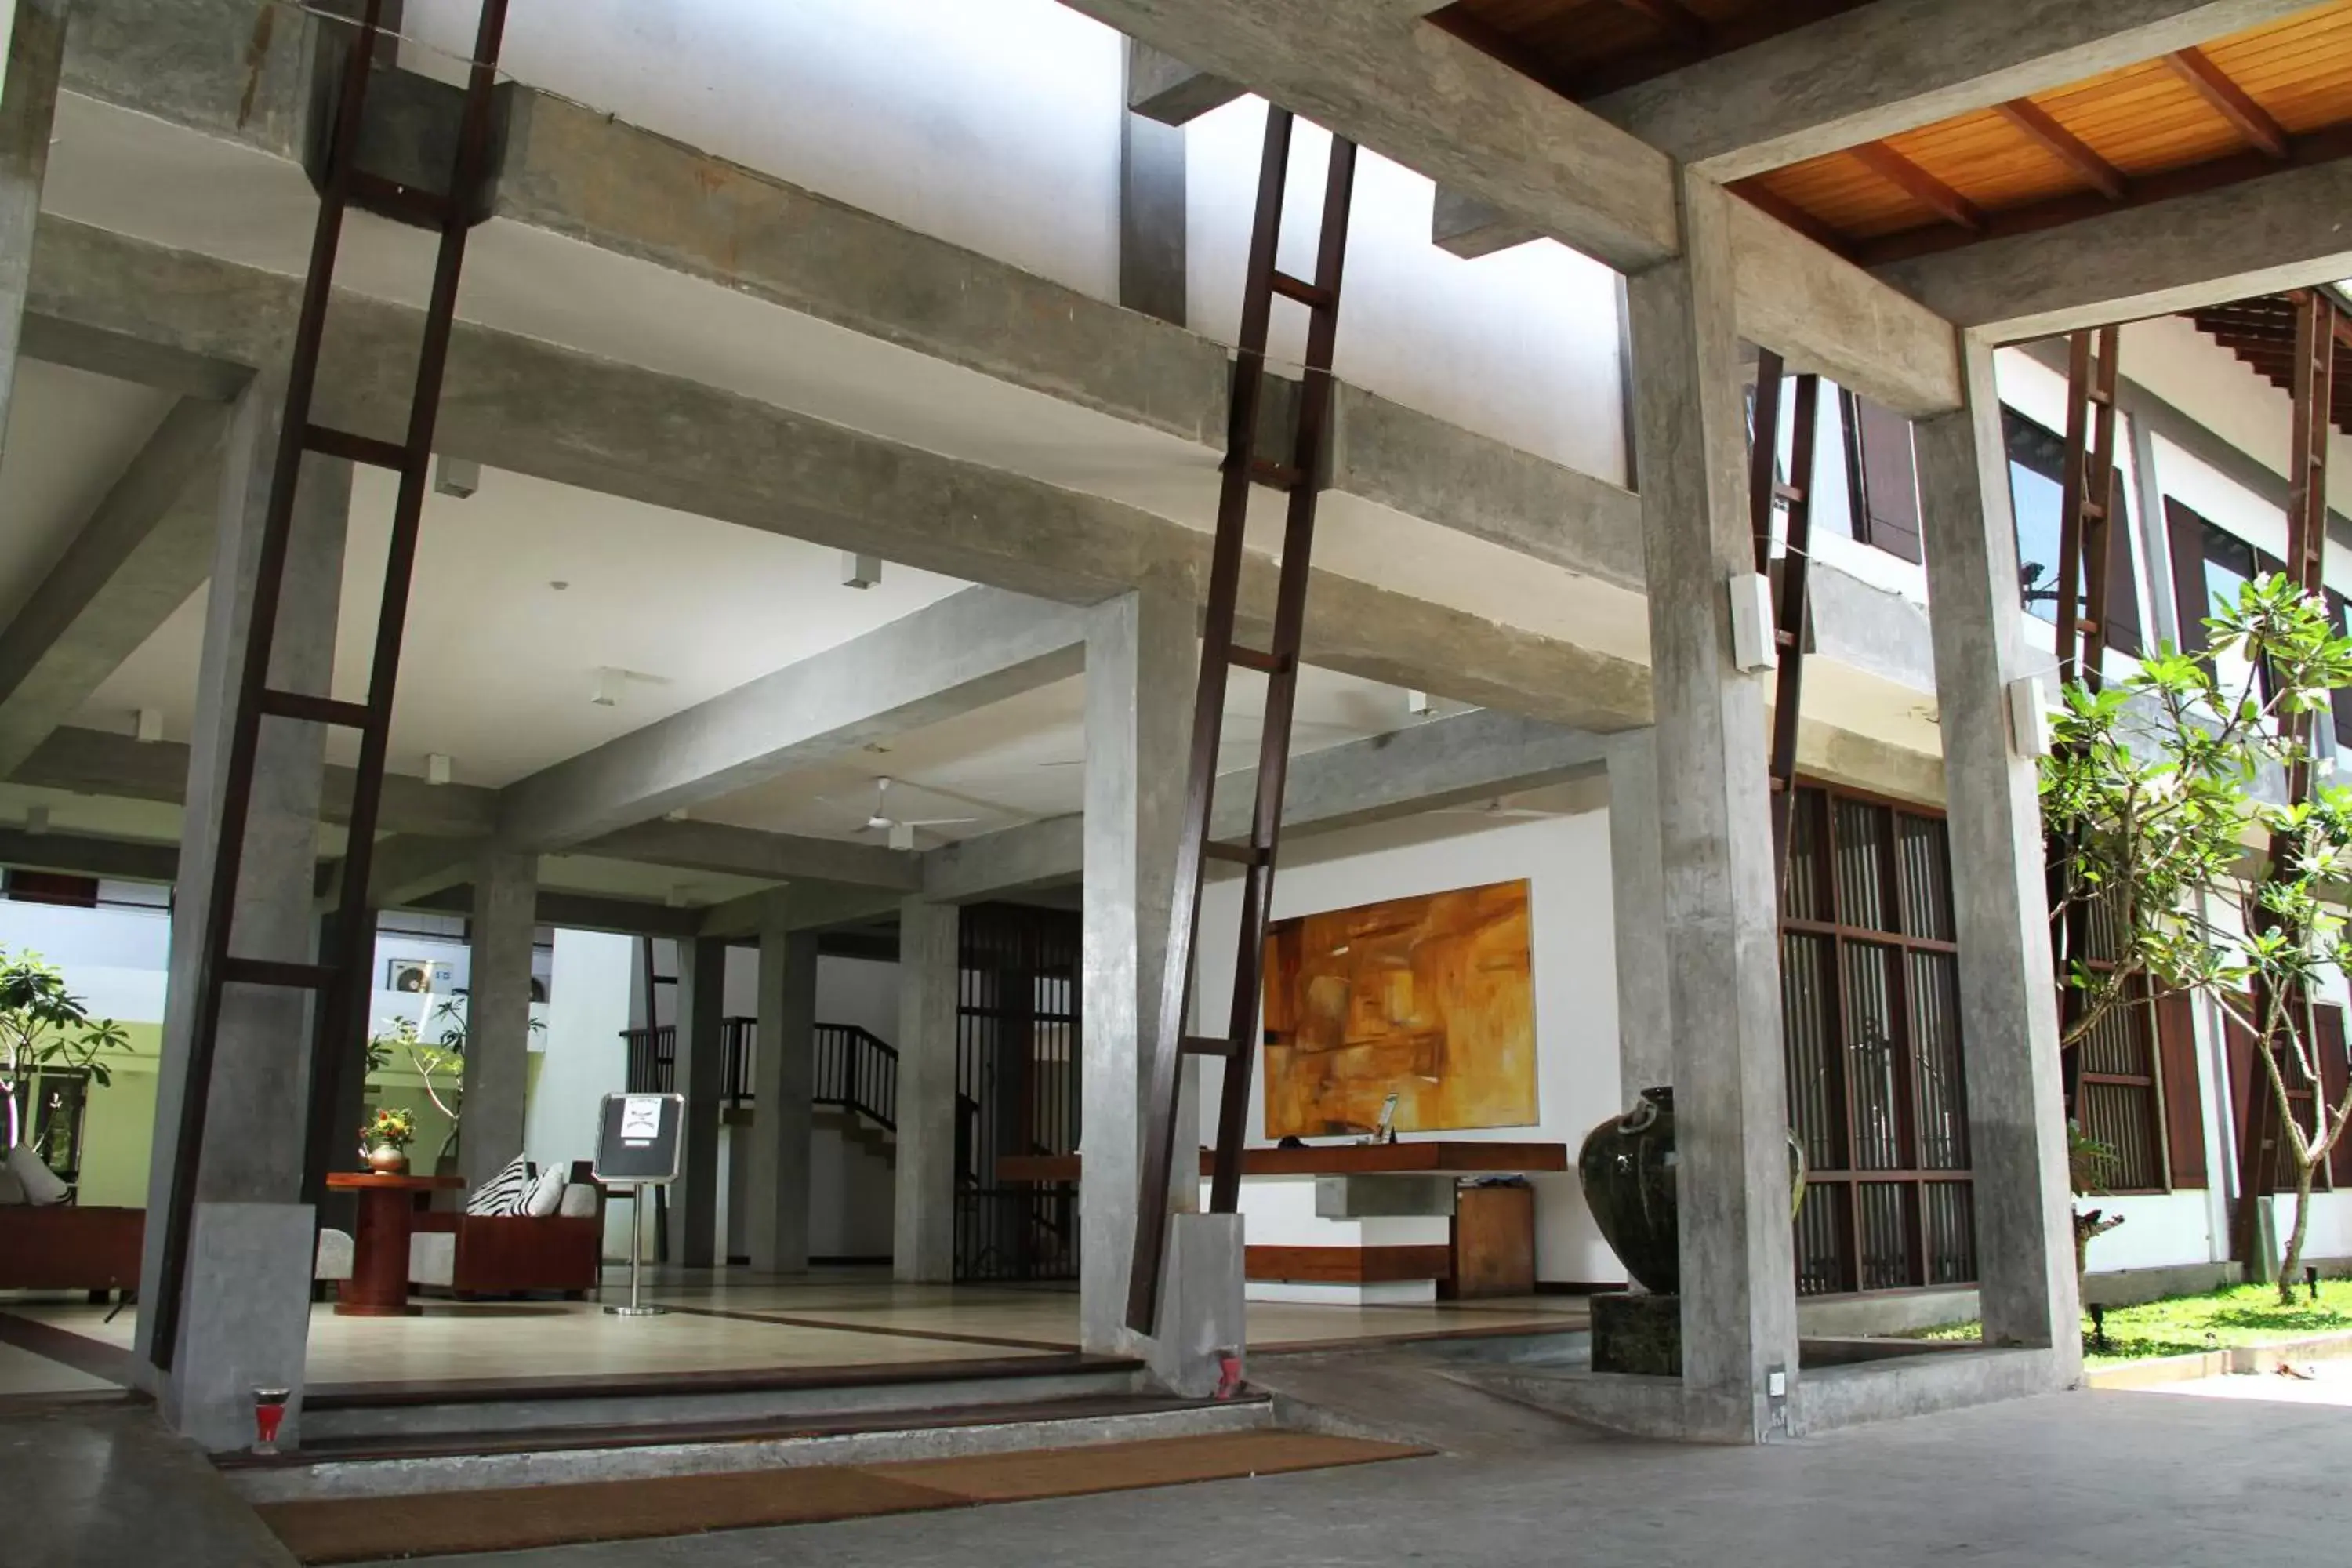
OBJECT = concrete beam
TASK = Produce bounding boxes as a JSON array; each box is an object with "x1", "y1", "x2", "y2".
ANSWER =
[
  {"x1": 1728, "y1": 198, "x2": 1962, "y2": 418},
  {"x1": 1126, "y1": 39, "x2": 1243, "y2": 126},
  {"x1": 0, "y1": 400, "x2": 226, "y2": 777},
  {"x1": 0, "y1": 824, "x2": 178, "y2": 882},
  {"x1": 19, "y1": 313, "x2": 252, "y2": 402},
  {"x1": 361, "y1": 833, "x2": 479, "y2": 908},
  {"x1": 695, "y1": 881, "x2": 906, "y2": 943},
  {"x1": 580, "y1": 818, "x2": 920, "y2": 891},
  {"x1": 408, "y1": 881, "x2": 705, "y2": 938},
  {"x1": 1058, "y1": 0, "x2": 1680, "y2": 272},
  {"x1": 10, "y1": 725, "x2": 501, "y2": 837},
  {"x1": 30, "y1": 221, "x2": 1661, "y2": 735},
  {"x1": 497, "y1": 588, "x2": 1090, "y2": 851},
  {"x1": 1874, "y1": 157, "x2": 2352, "y2": 342},
  {"x1": 1592, "y1": 0, "x2": 2318, "y2": 183},
  {"x1": 1431, "y1": 189, "x2": 1542, "y2": 261},
  {"x1": 923, "y1": 709, "x2": 1615, "y2": 899}
]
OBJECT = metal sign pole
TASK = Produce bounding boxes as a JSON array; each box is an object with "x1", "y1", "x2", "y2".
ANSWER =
[{"x1": 604, "y1": 1185, "x2": 664, "y2": 1318}]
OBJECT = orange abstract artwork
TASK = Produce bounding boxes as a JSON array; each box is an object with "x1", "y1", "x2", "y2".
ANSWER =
[{"x1": 1260, "y1": 879, "x2": 1537, "y2": 1138}]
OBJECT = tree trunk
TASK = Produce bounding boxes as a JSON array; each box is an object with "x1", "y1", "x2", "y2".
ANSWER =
[{"x1": 2278, "y1": 1160, "x2": 2318, "y2": 1305}]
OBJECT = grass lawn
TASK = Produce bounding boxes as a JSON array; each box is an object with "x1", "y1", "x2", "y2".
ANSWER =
[{"x1": 1912, "y1": 1282, "x2": 2352, "y2": 1365}]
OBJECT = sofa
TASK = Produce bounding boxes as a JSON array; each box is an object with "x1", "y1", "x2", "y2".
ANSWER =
[
  {"x1": 0, "y1": 1204, "x2": 144, "y2": 1298},
  {"x1": 316, "y1": 1160, "x2": 606, "y2": 1301}
]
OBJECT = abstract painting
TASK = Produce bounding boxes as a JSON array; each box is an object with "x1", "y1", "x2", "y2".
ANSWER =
[{"x1": 1260, "y1": 879, "x2": 1537, "y2": 1138}]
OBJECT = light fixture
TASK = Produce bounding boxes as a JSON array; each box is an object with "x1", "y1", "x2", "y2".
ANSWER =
[
  {"x1": 592, "y1": 667, "x2": 626, "y2": 707},
  {"x1": 135, "y1": 707, "x2": 163, "y2": 743},
  {"x1": 1406, "y1": 689, "x2": 1432, "y2": 717},
  {"x1": 24, "y1": 805, "x2": 49, "y2": 836},
  {"x1": 2005, "y1": 676, "x2": 2053, "y2": 758},
  {"x1": 841, "y1": 551, "x2": 881, "y2": 590},
  {"x1": 663, "y1": 808, "x2": 690, "y2": 822},
  {"x1": 434, "y1": 454, "x2": 480, "y2": 499},
  {"x1": 1726, "y1": 572, "x2": 1777, "y2": 672},
  {"x1": 426, "y1": 753, "x2": 452, "y2": 786}
]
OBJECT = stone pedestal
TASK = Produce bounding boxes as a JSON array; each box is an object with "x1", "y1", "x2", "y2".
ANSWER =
[{"x1": 1592, "y1": 1290, "x2": 1682, "y2": 1377}]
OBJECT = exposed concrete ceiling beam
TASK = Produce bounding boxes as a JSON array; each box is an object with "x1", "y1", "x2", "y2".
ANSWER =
[
  {"x1": 0, "y1": 400, "x2": 224, "y2": 777},
  {"x1": 495, "y1": 588, "x2": 1092, "y2": 851},
  {"x1": 583, "y1": 818, "x2": 920, "y2": 891},
  {"x1": 19, "y1": 313, "x2": 253, "y2": 401},
  {"x1": 9, "y1": 725, "x2": 499, "y2": 837},
  {"x1": 1056, "y1": 0, "x2": 1681, "y2": 272},
  {"x1": 1432, "y1": 195, "x2": 1962, "y2": 416},
  {"x1": 1590, "y1": 0, "x2": 2319, "y2": 183},
  {"x1": 1873, "y1": 157, "x2": 2352, "y2": 341},
  {"x1": 0, "y1": 824, "x2": 178, "y2": 883},
  {"x1": 923, "y1": 709, "x2": 1617, "y2": 899},
  {"x1": 56, "y1": 16, "x2": 1657, "y2": 600},
  {"x1": 1127, "y1": 40, "x2": 1245, "y2": 125},
  {"x1": 698, "y1": 882, "x2": 907, "y2": 942},
  {"x1": 408, "y1": 881, "x2": 708, "y2": 939},
  {"x1": 29, "y1": 221, "x2": 1660, "y2": 735}
]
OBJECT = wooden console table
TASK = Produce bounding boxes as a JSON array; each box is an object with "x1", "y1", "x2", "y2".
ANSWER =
[{"x1": 325, "y1": 1172, "x2": 463, "y2": 1317}]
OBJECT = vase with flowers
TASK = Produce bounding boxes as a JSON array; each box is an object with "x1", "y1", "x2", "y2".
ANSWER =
[{"x1": 358, "y1": 1106, "x2": 416, "y2": 1174}]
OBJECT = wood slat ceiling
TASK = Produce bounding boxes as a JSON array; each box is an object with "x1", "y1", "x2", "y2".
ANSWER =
[
  {"x1": 2187, "y1": 293, "x2": 2352, "y2": 435},
  {"x1": 1433, "y1": 0, "x2": 2352, "y2": 263}
]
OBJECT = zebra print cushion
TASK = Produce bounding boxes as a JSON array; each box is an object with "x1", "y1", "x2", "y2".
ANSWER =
[{"x1": 466, "y1": 1154, "x2": 533, "y2": 1218}]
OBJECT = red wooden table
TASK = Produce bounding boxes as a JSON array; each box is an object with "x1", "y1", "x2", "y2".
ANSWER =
[{"x1": 325, "y1": 1173, "x2": 463, "y2": 1316}]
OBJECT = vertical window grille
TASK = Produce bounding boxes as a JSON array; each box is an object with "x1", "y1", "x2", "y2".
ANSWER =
[{"x1": 1780, "y1": 782, "x2": 1976, "y2": 1296}]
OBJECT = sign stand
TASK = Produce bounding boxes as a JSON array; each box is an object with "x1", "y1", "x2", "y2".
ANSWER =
[{"x1": 592, "y1": 1091, "x2": 684, "y2": 1320}]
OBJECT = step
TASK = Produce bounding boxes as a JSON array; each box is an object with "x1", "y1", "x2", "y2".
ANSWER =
[
  {"x1": 299, "y1": 1351, "x2": 1146, "y2": 1444},
  {"x1": 227, "y1": 1388, "x2": 1275, "y2": 1504}
]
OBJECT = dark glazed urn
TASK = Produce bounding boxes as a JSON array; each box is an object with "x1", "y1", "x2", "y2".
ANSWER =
[
  {"x1": 1579, "y1": 1087, "x2": 1809, "y2": 1296},
  {"x1": 1578, "y1": 1086, "x2": 1682, "y2": 1294}
]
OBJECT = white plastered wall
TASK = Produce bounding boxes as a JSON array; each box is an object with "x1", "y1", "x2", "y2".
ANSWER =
[{"x1": 1192, "y1": 798, "x2": 1625, "y2": 1286}]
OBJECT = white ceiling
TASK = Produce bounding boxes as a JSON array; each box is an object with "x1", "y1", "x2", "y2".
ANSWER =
[{"x1": 0, "y1": 359, "x2": 176, "y2": 627}]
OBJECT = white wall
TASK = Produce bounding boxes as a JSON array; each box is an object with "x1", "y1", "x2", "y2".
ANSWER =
[
  {"x1": 528, "y1": 928, "x2": 635, "y2": 1257},
  {"x1": 0, "y1": 897, "x2": 169, "y2": 1021},
  {"x1": 408, "y1": 0, "x2": 1124, "y2": 299},
  {"x1": 1187, "y1": 99, "x2": 1628, "y2": 482},
  {"x1": 1192, "y1": 800, "x2": 1625, "y2": 1285}
]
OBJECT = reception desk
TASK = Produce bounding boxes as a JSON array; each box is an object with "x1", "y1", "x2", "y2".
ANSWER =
[{"x1": 996, "y1": 1142, "x2": 1566, "y2": 1305}]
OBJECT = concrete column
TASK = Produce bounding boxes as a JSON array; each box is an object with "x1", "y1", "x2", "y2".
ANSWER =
[
  {"x1": 1624, "y1": 169, "x2": 1799, "y2": 1443},
  {"x1": 893, "y1": 898, "x2": 959, "y2": 1283},
  {"x1": 458, "y1": 848, "x2": 537, "y2": 1193},
  {"x1": 746, "y1": 924, "x2": 818, "y2": 1275},
  {"x1": 1606, "y1": 729, "x2": 1673, "y2": 1096},
  {"x1": 1914, "y1": 333, "x2": 2082, "y2": 1380},
  {"x1": 135, "y1": 376, "x2": 353, "y2": 1450},
  {"x1": 0, "y1": 0, "x2": 67, "y2": 470},
  {"x1": 1080, "y1": 572, "x2": 1196, "y2": 1353},
  {"x1": 673, "y1": 935, "x2": 727, "y2": 1270}
]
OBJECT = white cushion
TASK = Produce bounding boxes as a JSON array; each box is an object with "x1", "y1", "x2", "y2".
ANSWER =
[
  {"x1": 523, "y1": 1165, "x2": 566, "y2": 1219},
  {"x1": 408, "y1": 1230, "x2": 457, "y2": 1288},
  {"x1": 314, "y1": 1229, "x2": 354, "y2": 1281},
  {"x1": 466, "y1": 1154, "x2": 532, "y2": 1217},
  {"x1": 557, "y1": 1181, "x2": 599, "y2": 1220},
  {"x1": 6, "y1": 1145, "x2": 69, "y2": 1207}
]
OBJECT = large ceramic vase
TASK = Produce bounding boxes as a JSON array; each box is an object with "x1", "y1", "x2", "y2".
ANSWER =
[{"x1": 1578, "y1": 1087, "x2": 1807, "y2": 1295}]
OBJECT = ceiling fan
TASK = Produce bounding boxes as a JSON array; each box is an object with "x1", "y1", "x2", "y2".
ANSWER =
[{"x1": 851, "y1": 777, "x2": 978, "y2": 850}]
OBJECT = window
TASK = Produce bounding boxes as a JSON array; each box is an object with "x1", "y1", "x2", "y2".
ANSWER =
[
  {"x1": 1, "y1": 870, "x2": 99, "y2": 907},
  {"x1": 2228, "y1": 1002, "x2": 2351, "y2": 1194},
  {"x1": 2003, "y1": 408, "x2": 2140, "y2": 652},
  {"x1": 1745, "y1": 377, "x2": 1915, "y2": 561},
  {"x1": 2073, "y1": 901, "x2": 2168, "y2": 1192},
  {"x1": 1780, "y1": 783, "x2": 1973, "y2": 1296}
]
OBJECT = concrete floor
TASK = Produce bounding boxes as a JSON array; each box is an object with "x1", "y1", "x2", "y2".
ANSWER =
[
  {"x1": 342, "y1": 1385, "x2": 2343, "y2": 1568},
  {"x1": 7, "y1": 1374, "x2": 2348, "y2": 1566}
]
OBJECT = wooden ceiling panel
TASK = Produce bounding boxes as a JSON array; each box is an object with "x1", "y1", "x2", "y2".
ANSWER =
[{"x1": 1724, "y1": 2, "x2": 2352, "y2": 257}]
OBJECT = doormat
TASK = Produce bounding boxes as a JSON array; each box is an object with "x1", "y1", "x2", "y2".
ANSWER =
[{"x1": 257, "y1": 1429, "x2": 1428, "y2": 1562}]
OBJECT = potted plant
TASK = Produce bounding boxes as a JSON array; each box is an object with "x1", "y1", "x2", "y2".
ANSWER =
[{"x1": 358, "y1": 1106, "x2": 417, "y2": 1174}]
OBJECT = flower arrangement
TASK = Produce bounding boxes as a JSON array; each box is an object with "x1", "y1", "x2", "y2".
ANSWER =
[{"x1": 359, "y1": 1106, "x2": 417, "y2": 1152}]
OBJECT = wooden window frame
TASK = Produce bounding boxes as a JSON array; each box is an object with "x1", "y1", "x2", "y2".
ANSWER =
[{"x1": 1780, "y1": 778, "x2": 1976, "y2": 1298}]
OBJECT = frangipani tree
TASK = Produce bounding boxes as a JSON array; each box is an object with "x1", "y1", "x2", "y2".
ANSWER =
[
  {"x1": 2042, "y1": 574, "x2": 2352, "y2": 1302},
  {"x1": 0, "y1": 948, "x2": 129, "y2": 1154}
]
